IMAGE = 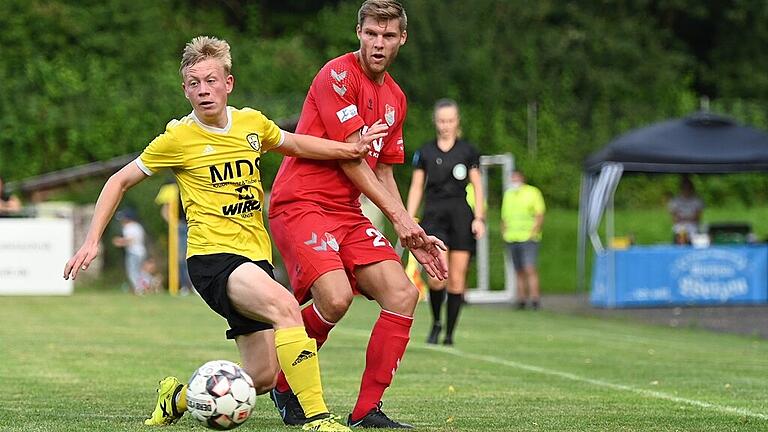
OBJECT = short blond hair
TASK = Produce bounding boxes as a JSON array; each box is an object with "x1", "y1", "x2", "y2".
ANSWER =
[
  {"x1": 358, "y1": 0, "x2": 407, "y2": 32},
  {"x1": 179, "y1": 36, "x2": 232, "y2": 78}
]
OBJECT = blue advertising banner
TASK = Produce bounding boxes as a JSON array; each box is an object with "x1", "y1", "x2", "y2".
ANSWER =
[{"x1": 591, "y1": 245, "x2": 768, "y2": 307}]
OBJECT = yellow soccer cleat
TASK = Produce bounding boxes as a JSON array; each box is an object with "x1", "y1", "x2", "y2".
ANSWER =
[
  {"x1": 302, "y1": 414, "x2": 352, "y2": 431},
  {"x1": 144, "y1": 376, "x2": 185, "y2": 426}
]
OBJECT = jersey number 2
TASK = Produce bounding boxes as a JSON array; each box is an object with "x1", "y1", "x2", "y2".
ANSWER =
[{"x1": 365, "y1": 228, "x2": 390, "y2": 247}]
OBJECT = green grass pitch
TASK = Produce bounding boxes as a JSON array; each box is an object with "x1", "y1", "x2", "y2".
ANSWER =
[{"x1": 1, "y1": 292, "x2": 766, "y2": 431}]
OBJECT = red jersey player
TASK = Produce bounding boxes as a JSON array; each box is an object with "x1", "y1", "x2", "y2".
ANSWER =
[{"x1": 268, "y1": 0, "x2": 448, "y2": 429}]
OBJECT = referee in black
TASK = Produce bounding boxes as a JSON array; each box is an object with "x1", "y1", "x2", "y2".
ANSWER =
[{"x1": 406, "y1": 99, "x2": 485, "y2": 345}]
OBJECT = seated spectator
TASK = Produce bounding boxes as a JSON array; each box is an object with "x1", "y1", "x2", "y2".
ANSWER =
[
  {"x1": 138, "y1": 257, "x2": 163, "y2": 294},
  {"x1": 668, "y1": 175, "x2": 704, "y2": 244},
  {"x1": 0, "y1": 176, "x2": 22, "y2": 217}
]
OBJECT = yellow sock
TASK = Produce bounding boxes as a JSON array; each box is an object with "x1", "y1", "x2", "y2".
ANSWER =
[
  {"x1": 176, "y1": 384, "x2": 188, "y2": 412},
  {"x1": 274, "y1": 326, "x2": 328, "y2": 418}
]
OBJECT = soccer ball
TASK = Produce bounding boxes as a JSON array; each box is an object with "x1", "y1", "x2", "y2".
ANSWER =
[{"x1": 186, "y1": 360, "x2": 257, "y2": 430}]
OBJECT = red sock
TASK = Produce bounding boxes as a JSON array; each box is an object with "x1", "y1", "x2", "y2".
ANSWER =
[
  {"x1": 275, "y1": 304, "x2": 335, "y2": 392},
  {"x1": 350, "y1": 309, "x2": 412, "y2": 421}
]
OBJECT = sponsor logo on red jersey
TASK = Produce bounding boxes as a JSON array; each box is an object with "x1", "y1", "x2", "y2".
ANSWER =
[{"x1": 336, "y1": 104, "x2": 358, "y2": 123}]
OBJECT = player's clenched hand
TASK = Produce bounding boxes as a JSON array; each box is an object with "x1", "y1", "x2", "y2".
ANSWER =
[
  {"x1": 395, "y1": 215, "x2": 430, "y2": 249},
  {"x1": 351, "y1": 120, "x2": 388, "y2": 158},
  {"x1": 63, "y1": 242, "x2": 99, "y2": 281},
  {"x1": 410, "y1": 236, "x2": 448, "y2": 280}
]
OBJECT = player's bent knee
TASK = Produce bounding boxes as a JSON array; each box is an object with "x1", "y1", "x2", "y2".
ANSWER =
[
  {"x1": 269, "y1": 301, "x2": 303, "y2": 328},
  {"x1": 403, "y1": 282, "x2": 420, "y2": 305},
  {"x1": 243, "y1": 364, "x2": 278, "y2": 394},
  {"x1": 383, "y1": 280, "x2": 419, "y2": 314},
  {"x1": 260, "y1": 289, "x2": 303, "y2": 328},
  {"x1": 319, "y1": 293, "x2": 353, "y2": 322},
  {"x1": 396, "y1": 278, "x2": 419, "y2": 297}
]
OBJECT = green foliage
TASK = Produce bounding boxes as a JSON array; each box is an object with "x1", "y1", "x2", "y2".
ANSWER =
[
  {"x1": 388, "y1": 0, "x2": 700, "y2": 203},
  {"x1": 4, "y1": 0, "x2": 768, "y2": 210}
]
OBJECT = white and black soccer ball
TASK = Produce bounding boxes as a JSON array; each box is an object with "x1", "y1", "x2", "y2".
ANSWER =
[{"x1": 186, "y1": 360, "x2": 257, "y2": 430}]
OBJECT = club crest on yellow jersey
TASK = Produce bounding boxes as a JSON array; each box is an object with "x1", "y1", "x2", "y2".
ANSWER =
[{"x1": 246, "y1": 133, "x2": 261, "y2": 152}]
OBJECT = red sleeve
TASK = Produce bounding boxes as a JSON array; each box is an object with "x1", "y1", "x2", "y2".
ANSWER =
[
  {"x1": 378, "y1": 95, "x2": 406, "y2": 164},
  {"x1": 310, "y1": 62, "x2": 365, "y2": 141}
]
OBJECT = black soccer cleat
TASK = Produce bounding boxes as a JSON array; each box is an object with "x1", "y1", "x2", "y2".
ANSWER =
[
  {"x1": 426, "y1": 322, "x2": 441, "y2": 345},
  {"x1": 270, "y1": 387, "x2": 307, "y2": 426},
  {"x1": 347, "y1": 402, "x2": 413, "y2": 429}
]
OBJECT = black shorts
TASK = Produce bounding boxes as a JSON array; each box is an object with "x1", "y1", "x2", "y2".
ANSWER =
[
  {"x1": 187, "y1": 253, "x2": 274, "y2": 339},
  {"x1": 422, "y1": 198, "x2": 476, "y2": 252}
]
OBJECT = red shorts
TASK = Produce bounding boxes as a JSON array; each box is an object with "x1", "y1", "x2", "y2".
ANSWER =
[{"x1": 269, "y1": 204, "x2": 401, "y2": 304}]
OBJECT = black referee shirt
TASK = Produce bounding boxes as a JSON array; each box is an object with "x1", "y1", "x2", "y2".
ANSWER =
[{"x1": 412, "y1": 139, "x2": 480, "y2": 204}]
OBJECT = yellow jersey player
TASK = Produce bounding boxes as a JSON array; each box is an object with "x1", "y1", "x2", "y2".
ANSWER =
[{"x1": 63, "y1": 35, "x2": 387, "y2": 432}]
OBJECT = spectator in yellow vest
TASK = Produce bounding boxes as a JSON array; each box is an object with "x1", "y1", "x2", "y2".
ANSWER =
[{"x1": 501, "y1": 170, "x2": 545, "y2": 310}]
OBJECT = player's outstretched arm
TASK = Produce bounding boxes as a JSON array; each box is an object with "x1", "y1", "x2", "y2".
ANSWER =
[
  {"x1": 333, "y1": 135, "x2": 448, "y2": 279},
  {"x1": 339, "y1": 158, "x2": 420, "y2": 241},
  {"x1": 277, "y1": 120, "x2": 387, "y2": 160},
  {"x1": 63, "y1": 162, "x2": 147, "y2": 281},
  {"x1": 373, "y1": 162, "x2": 441, "y2": 249}
]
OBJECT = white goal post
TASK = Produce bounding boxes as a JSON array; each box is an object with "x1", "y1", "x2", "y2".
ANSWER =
[{"x1": 465, "y1": 153, "x2": 516, "y2": 304}]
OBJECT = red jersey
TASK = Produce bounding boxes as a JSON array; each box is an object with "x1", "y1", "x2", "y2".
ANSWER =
[{"x1": 269, "y1": 52, "x2": 407, "y2": 215}]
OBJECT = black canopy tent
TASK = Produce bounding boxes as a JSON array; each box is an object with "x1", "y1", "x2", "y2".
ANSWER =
[{"x1": 577, "y1": 112, "x2": 768, "y2": 292}]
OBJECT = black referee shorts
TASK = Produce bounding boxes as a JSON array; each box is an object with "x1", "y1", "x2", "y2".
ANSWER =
[
  {"x1": 422, "y1": 198, "x2": 476, "y2": 252},
  {"x1": 187, "y1": 253, "x2": 275, "y2": 339}
]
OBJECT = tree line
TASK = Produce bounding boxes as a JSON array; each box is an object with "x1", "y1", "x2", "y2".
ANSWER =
[{"x1": 3, "y1": 0, "x2": 768, "y2": 208}]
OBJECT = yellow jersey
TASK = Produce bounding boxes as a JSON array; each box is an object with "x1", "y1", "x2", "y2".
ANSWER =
[
  {"x1": 501, "y1": 184, "x2": 545, "y2": 243},
  {"x1": 136, "y1": 106, "x2": 284, "y2": 262}
]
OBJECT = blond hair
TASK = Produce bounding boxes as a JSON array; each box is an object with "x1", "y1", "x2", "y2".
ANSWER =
[
  {"x1": 179, "y1": 36, "x2": 232, "y2": 78},
  {"x1": 358, "y1": 0, "x2": 407, "y2": 32}
]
